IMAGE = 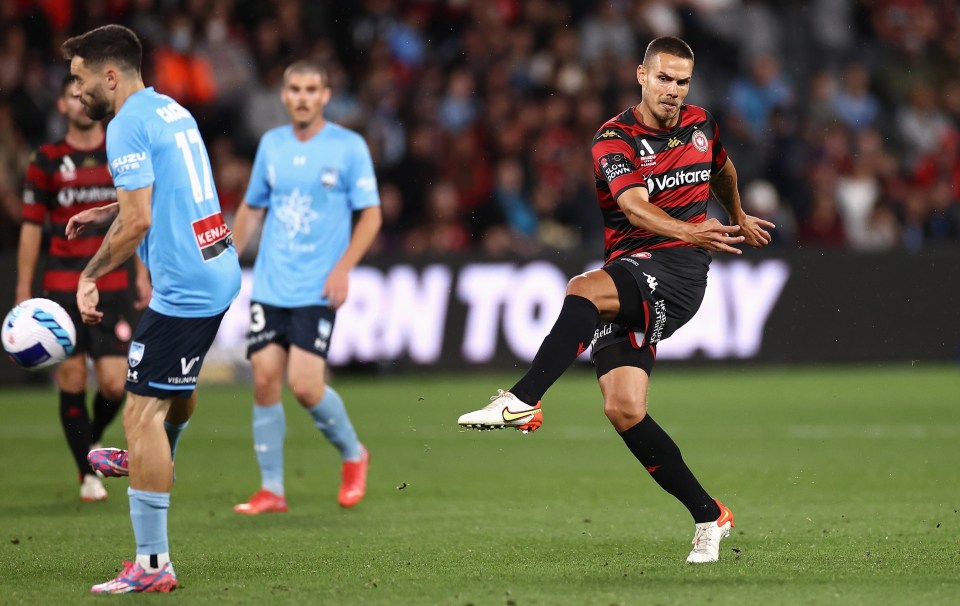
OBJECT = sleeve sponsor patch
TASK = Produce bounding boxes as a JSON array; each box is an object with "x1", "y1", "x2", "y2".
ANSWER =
[
  {"x1": 192, "y1": 212, "x2": 233, "y2": 261},
  {"x1": 598, "y1": 153, "x2": 634, "y2": 183}
]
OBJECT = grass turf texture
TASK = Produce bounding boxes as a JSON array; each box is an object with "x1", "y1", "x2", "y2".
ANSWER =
[{"x1": 1, "y1": 364, "x2": 958, "y2": 605}]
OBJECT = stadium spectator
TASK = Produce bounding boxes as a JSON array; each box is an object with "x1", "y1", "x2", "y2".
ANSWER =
[
  {"x1": 1, "y1": 0, "x2": 960, "y2": 254},
  {"x1": 726, "y1": 53, "x2": 794, "y2": 142},
  {"x1": 831, "y1": 62, "x2": 881, "y2": 132},
  {"x1": 231, "y1": 60, "x2": 380, "y2": 515}
]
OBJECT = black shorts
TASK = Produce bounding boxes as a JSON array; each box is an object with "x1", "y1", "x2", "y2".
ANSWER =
[
  {"x1": 591, "y1": 247, "x2": 710, "y2": 377},
  {"x1": 124, "y1": 308, "x2": 226, "y2": 399},
  {"x1": 245, "y1": 302, "x2": 336, "y2": 359},
  {"x1": 47, "y1": 292, "x2": 133, "y2": 359}
]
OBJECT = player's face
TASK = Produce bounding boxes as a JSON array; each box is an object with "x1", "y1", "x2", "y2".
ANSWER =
[
  {"x1": 637, "y1": 53, "x2": 693, "y2": 127},
  {"x1": 281, "y1": 72, "x2": 331, "y2": 128},
  {"x1": 59, "y1": 80, "x2": 97, "y2": 131},
  {"x1": 70, "y1": 57, "x2": 112, "y2": 121}
]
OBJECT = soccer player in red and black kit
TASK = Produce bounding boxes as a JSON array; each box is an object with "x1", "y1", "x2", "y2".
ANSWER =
[
  {"x1": 16, "y1": 75, "x2": 150, "y2": 502},
  {"x1": 458, "y1": 37, "x2": 774, "y2": 563}
]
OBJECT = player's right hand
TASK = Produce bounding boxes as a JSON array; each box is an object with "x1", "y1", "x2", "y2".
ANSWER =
[
  {"x1": 687, "y1": 218, "x2": 746, "y2": 254},
  {"x1": 77, "y1": 277, "x2": 104, "y2": 324}
]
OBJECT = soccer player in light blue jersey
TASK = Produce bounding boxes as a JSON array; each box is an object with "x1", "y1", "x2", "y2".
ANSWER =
[
  {"x1": 231, "y1": 60, "x2": 381, "y2": 514},
  {"x1": 60, "y1": 24, "x2": 241, "y2": 593}
]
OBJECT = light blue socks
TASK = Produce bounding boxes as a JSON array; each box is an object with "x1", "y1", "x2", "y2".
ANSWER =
[
  {"x1": 163, "y1": 420, "x2": 189, "y2": 461},
  {"x1": 129, "y1": 488, "x2": 170, "y2": 557},
  {"x1": 253, "y1": 402, "x2": 286, "y2": 495},
  {"x1": 306, "y1": 387, "x2": 362, "y2": 461}
]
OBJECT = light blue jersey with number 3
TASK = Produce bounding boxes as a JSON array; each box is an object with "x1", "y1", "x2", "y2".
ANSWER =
[
  {"x1": 244, "y1": 123, "x2": 380, "y2": 308},
  {"x1": 107, "y1": 87, "x2": 240, "y2": 317}
]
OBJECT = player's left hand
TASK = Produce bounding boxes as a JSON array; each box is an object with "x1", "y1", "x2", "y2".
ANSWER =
[
  {"x1": 77, "y1": 277, "x2": 104, "y2": 324},
  {"x1": 322, "y1": 267, "x2": 350, "y2": 310},
  {"x1": 735, "y1": 214, "x2": 776, "y2": 248}
]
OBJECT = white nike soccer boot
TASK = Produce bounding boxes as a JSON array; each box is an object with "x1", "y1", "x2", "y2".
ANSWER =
[
  {"x1": 457, "y1": 389, "x2": 543, "y2": 433},
  {"x1": 80, "y1": 473, "x2": 108, "y2": 502},
  {"x1": 686, "y1": 499, "x2": 735, "y2": 563}
]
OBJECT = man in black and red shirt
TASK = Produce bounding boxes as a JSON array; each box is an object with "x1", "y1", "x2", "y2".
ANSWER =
[
  {"x1": 16, "y1": 75, "x2": 149, "y2": 502},
  {"x1": 457, "y1": 37, "x2": 774, "y2": 563}
]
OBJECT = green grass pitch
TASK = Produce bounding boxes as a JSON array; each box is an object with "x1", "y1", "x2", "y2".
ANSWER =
[{"x1": 1, "y1": 364, "x2": 958, "y2": 605}]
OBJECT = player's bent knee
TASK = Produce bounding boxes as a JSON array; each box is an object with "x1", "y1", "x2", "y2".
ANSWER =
[
  {"x1": 289, "y1": 380, "x2": 325, "y2": 407},
  {"x1": 566, "y1": 274, "x2": 599, "y2": 299},
  {"x1": 252, "y1": 374, "x2": 282, "y2": 405},
  {"x1": 603, "y1": 396, "x2": 648, "y2": 431},
  {"x1": 57, "y1": 357, "x2": 87, "y2": 392}
]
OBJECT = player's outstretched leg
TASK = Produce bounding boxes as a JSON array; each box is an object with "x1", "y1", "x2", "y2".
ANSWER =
[
  {"x1": 457, "y1": 390, "x2": 543, "y2": 433},
  {"x1": 456, "y1": 293, "x2": 599, "y2": 434},
  {"x1": 88, "y1": 447, "x2": 129, "y2": 477},
  {"x1": 687, "y1": 500, "x2": 735, "y2": 564},
  {"x1": 90, "y1": 560, "x2": 178, "y2": 593}
]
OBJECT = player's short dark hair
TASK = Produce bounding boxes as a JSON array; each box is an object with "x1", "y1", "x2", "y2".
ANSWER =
[
  {"x1": 643, "y1": 37, "x2": 694, "y2": 66},
  {"x1": 283, "y1": 59, "x2": 328, "y2": 87},
  {"x1": 61, "y1": 24, "x2": 142, "y2": 73}
]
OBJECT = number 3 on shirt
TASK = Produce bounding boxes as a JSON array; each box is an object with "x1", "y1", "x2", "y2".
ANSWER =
[{"x1": 175, "y1": 128, "x2": 214, "y2": 203}]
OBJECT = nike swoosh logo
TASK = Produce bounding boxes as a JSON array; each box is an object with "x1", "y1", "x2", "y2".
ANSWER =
[
  {"x1": 716, "y1": 507, "x2": 734, "y2": 527},
  {"x1": 502, "y1": 407, "x2": 539, "y2": 422}
]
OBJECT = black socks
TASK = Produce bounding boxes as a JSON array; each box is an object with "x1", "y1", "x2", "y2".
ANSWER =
[
  {"x1": 510, "y1": 295, "x2": 599, "y2": 405},
  {"x1": 91, "y1": 391, "x2": 123, "y2": 445},
  {"x1": 59, "y1": 391, "x2": 94, "y2": 476},
  {"x1": 618, "y1": 414, "x2": 722, "y2": 523}
]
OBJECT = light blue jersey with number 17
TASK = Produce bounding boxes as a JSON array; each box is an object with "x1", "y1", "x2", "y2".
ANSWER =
[
  {"x1": 106, "y1": 87, "x2": 240, "y2": 318},
  {"x1": 244, "y1": 122, "x2": 380, "y2": 308}
]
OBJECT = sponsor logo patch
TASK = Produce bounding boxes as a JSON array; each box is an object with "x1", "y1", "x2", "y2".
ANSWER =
[
  {"x1": 191, "y1": 212, "x2": 233, "y2": 261},
  {"x1": 180, "y1": 356, "x2": 200, "y2": 375},
  {"x1": 110, "y1": 152, "x2": 147, "y2": 175},
  {"x1": 599, "y1": 153, "x2": 633, "y2": 183},
  {"x1": 590, "y1": 323, "x2": 614, "y2": 349},
  {"x1": 647, "y1": 168, "x2": 711, "y2": 194}
]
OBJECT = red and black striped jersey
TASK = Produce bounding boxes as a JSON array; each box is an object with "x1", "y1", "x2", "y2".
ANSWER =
[
  {"x1": 21, "y1": 140, "x2": 128, "y2": 294},
  {"x1": 591, "y1": 104, "x2": 728, "y2": 262}
]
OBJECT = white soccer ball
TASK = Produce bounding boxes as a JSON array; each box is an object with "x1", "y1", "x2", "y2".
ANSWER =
[{"x1": 2, "y1": 298, "x2": 77, "y2": 370}]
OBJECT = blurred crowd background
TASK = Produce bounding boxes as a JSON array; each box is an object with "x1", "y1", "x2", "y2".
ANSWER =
[{"x1": 1, "y1": 0, "x2": 959, "y2": 258}]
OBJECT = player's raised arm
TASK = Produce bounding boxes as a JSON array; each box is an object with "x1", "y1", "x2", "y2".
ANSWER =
[{"x1": 616, "y1": 186, "x2": 746, "y2": 254}]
